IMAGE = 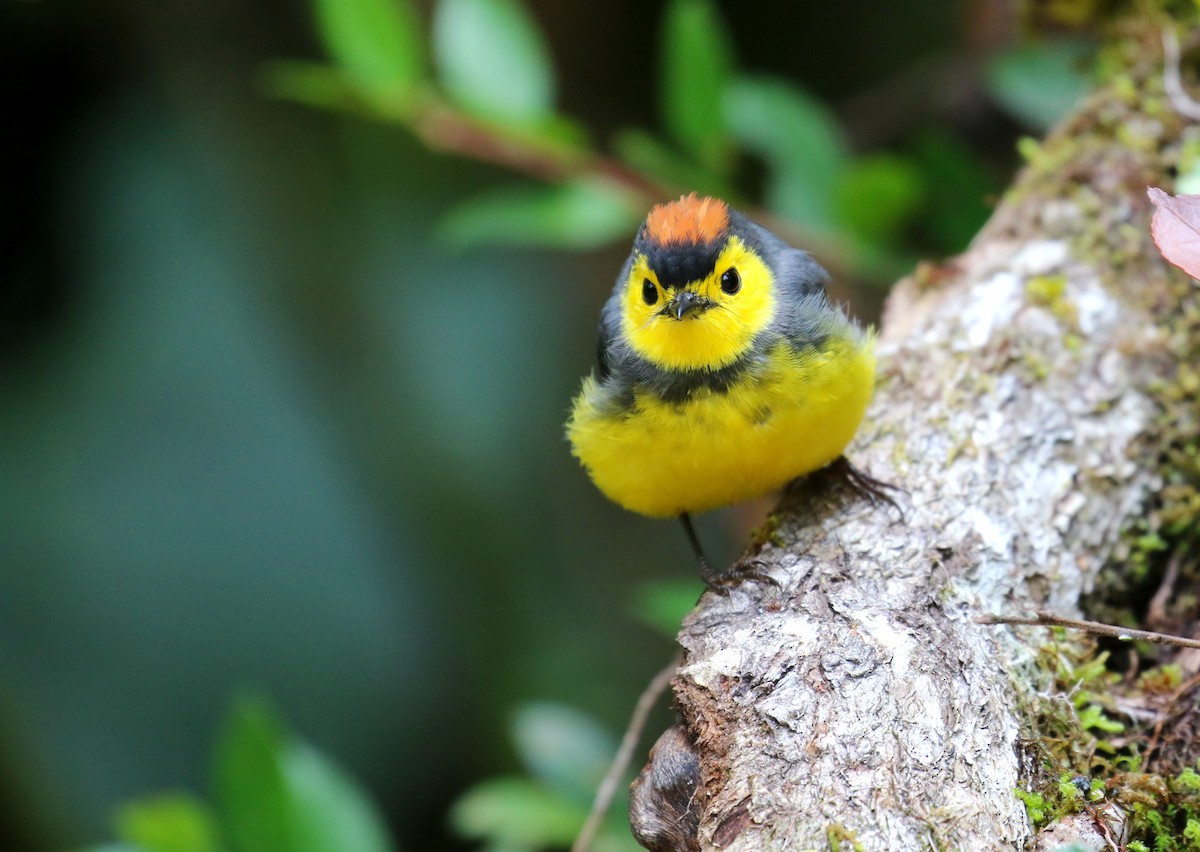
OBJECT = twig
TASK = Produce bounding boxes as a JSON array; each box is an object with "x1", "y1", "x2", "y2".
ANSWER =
[
  {"x1": 976, "y1": 610, "x2": 1200, "y2": 650},
  {"x1": 1147, "y1": 546, "x2": 1186, "y2": 626},
  {"x1": 571, "y1": 653, "x2": 682, "y2": 852},
  {"x1": 1162, "y1": 27, "x2": 1200, "y2": 122},
  {"x1": 410, "y1": 98, "x2": 669, "y2": 195}
]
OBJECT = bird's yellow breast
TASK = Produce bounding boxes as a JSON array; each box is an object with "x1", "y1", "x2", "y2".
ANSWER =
[{"x1": 567, "y1": 335, "x2": 875, "y2": 518}]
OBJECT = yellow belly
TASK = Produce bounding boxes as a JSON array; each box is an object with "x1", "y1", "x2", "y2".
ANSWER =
[{"x1": 567, "y1": 338, "x2": 876, "y2": 518}]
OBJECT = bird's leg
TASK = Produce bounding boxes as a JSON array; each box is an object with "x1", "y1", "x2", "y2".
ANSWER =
[
  {"x1": 679, "y1": 512, "x2": 780, "y2": 594},
  {"x1": 679, "y1": 512, "x2": 722, "y2": 587}
]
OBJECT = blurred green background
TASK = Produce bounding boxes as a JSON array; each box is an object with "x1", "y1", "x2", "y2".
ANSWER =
[{"x1": 1, "y1": 0, "x2": 1088, "y2": 848}]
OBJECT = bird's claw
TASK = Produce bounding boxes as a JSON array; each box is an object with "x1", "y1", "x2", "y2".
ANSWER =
[{"x1": 703, "y1": 559, "x2": 781, "y2": 595}]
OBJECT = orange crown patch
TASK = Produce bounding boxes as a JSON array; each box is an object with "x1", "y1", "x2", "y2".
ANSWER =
[{"x1": 644, "y1": 194, "x2": 729, "y2": 247}]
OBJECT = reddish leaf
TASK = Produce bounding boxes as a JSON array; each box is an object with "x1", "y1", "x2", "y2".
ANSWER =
[{"x1": 1148, "y1": 186, "x2": 1200, "y2": 280}]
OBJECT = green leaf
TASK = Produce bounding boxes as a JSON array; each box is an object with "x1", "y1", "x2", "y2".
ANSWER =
[
  {"x1": 449, "y1": 777, "x2": 586, "y2": 847},
  {"x1": 115, "y1": 794, "x2": 222, "y2": 852},
  {"x1": 835, "y1": 154, "x2": 924, "y2": 245},
  {"x1": 279, "y1": 740, "x2": 397, "y2": 852},
  {"x1": 510, "y1": 703, "x2": 616, "y2": 801},
  {"x1": 723, "y1": 75, "x2": 848, "y2": 230},
  {"x1": 659, "y1": 0, "x2": 734, "y2": 171},
  {"x1": 433, "y1": 0, "x2": 554, "y2": 125},
  {"x1": 214, "y1": 698, "x2": 291, "y2": 852},
  {"x1": 214, "y1": 695, "x2": 396, "y2": 852},
  {"x1": 439, "y1": 180, "x2": 641, "y2": 249},
  {"x1": 629, "y1": 578, "x2": 700, "y2": 636},
  {"x1": 313, "y1": 0, "x2": 423, "y2": 89},
  {"x1": 986, "y1": 40, "x2": 1092, "y2": 131}
]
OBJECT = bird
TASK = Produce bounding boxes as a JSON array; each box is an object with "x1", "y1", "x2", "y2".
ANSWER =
[{"x1": 566, "y1": 194, "x2": 887, "y2": 588}]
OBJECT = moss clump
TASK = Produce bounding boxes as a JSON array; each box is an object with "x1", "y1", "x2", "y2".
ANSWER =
[
  {"x1": 1115, "y1": 767, "x2": 1200, "y2": 851},
  {"x1": 1018, "y1": 625, "x2": 1200, "y2": 849},
  {"x1": 1015, "y1": 775, "x2": 1101, "y2": 827}
]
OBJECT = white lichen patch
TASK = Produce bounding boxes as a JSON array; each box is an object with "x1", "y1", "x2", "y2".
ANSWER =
[{"x1": 960, "y1": 272, "x2": 1020, "y2": 349}]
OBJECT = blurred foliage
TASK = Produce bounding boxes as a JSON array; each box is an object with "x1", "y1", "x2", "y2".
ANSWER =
[
  {"x1": 449, "y1": 703, "x2": 639, "y2": 851},
  {"x1": 660, "y1": 0, "x2": 735, "y2": 174},
  {"x1": 439, "y1": 179, "x2": 640, "y2": 250},
  {"x1": 264, "y1": 0, "x2": 1096, "y2": 283},
  {"x1": 0, "y1": 0, "x2": 1103, "y2": 848},
  {"x1": 986, "y1": 39, "x2": 1094, "y2": 131},
  {"x1": 79, "y1": 697, "x2": 396, "y2": 852},
  {"x1": 314, "y1": 0, "x2": 424, "y2": 90},
  {"x1": 628, "y1": 579, "x2": 703, "y2": 638},
  {"x1": 433, "y1": 0, "x2": 555, "y2": 125}
]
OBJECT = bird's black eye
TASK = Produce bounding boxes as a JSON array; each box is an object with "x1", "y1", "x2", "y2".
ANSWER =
[
  {"x1": 720, "y1": 268, "x2": 741, "y2": 294},
  {"x1": 642, "y1": 278, "x2": 658, "y2": 305}
]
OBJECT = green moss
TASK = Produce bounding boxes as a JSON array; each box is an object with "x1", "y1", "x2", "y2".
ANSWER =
[
  {"x1": 1117, "y1": 766, "x2": 1200, "y2": 851},
  {"x1": 1014, "y1": 787, "x2": 1054, "y2": 826},
  {"x1": 1023, "y1": 275, "x2": 1083, "y2": 342},
  {"x1": 1022, "y1": 352, "x2": 1051, "y2": 381},
  {"x1": 748, "y1": 513, "x2": 785, "y2": 549},
  {"x1": 824, "y1": 823, "x2": 864, "y2": 851},
  {"x1": 1016, "y1": 135, "x2": 1044, "y2": 166},
  {"x1": 1017, "y1": 628, "x2": 1200, "y2": 850},
  {"x1": 1025, "y1": 274, "x2": 1066, "y2": 305}
]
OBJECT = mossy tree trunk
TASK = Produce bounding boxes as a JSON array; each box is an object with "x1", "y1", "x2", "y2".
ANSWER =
[{"x1": 632, "y1": 28, "x2": 1199, "y2": 852}]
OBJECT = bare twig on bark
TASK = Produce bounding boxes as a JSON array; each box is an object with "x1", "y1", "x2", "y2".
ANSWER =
[
  {"x1": 572, "y1": 655, "x2": 681, "y2": 852},
  {"x1": 1162, "y1": 28, "x2": 1200, "y2": 121},
  {"x1": 977, "y1": 611, "x2": 1200, "y2": 650}
]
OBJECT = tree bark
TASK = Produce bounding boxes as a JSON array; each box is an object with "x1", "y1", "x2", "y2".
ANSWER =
[{"x1": 640, "y1": 43, "x2": 1195, "y2": 851}]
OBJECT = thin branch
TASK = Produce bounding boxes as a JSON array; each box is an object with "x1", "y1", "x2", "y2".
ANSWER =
[
  {"x1": 407, "y1": 99, "x2": 855, "y2": 271},
  {"x1": 1163, "y1": 27, "x2": 1200, "y2": 121},
  {"x1": 571, "y1": 653, "x2": 682, "y2": 852},
  {"x1": 410, "y1": 98, "x2": 670, "y2": 196},
  {"x1": 977, "y1": 610, "x2": 1200, "y2": 650}
]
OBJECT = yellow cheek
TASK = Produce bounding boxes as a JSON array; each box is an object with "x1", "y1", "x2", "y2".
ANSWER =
[{"x1": 621, "y1": 241, "x2": 775, "y2": 371}]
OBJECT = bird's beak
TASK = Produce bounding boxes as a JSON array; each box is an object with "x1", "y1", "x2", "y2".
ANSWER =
[{"x1": 666, "y1": 290, "x2": 711, "y2": 320}]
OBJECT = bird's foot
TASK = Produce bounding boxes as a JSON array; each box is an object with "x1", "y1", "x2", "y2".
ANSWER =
[
  {"x1": 701, "y1": 558, "x2": 781, "y2": 595},
  {"x1": 817, "y1": 456, "x2": 905, "y2": 519}
]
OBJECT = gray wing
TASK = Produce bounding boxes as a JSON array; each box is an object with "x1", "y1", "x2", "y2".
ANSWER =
[
  {"x1": 594, "y1": 252, "x2": 635, "y2": 381},
  {"x1": 743, "y1": 219, "x2": 850, "y2": 347},
  {"x1": 742, "y1": 217, "x2": 830, "y2": 299}
]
